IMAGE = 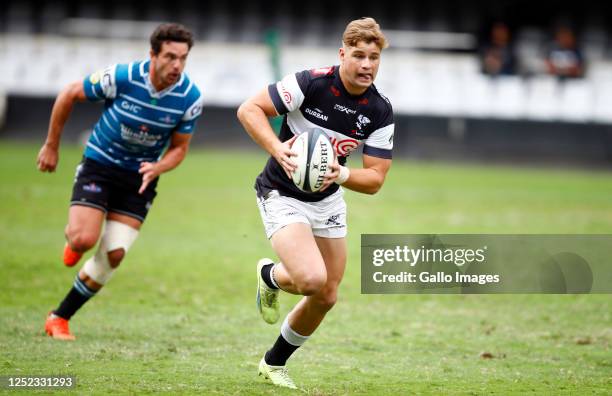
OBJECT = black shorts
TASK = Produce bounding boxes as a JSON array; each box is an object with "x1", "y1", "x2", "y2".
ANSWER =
[{"x1": 70, "y1": 157, "x2": 158, "y2": 222}]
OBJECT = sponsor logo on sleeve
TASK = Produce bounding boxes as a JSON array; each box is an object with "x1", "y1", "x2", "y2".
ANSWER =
[
  {"x1": 311, "y1": 67, "x2": 333, "y2": 76},
  {"x1": 190, "y1": 104, "x2": 202, "y2": 117},
  {"x1": 280, "y1": 82, "x2": 293, "y2": 106},
  {"x1": 89, "y1": 70, "x2": 102, "y2": 85},
  {"x1": 102, "y1": 68, "x2": 113, "y2": 89}
]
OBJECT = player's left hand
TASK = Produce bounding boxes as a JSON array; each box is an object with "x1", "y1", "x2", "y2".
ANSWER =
[
  {"x1": 138, "y1": 162, "x2": 160, "y2": 194},
  {"x1": 320, "y1": 158, "x2": 341, "y2": 192}
]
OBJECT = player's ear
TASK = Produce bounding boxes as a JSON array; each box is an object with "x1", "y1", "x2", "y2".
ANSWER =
[
  {"x1": 149, "y1": 49, "x2": 156, "y2": 59},
  {"x1": 339, "y1": 46, "x2": 345, "y2": 61}
]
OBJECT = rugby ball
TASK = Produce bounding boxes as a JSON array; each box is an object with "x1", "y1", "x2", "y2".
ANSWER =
[{"x1": 291, "y1": 129, "x2": 334, "y2": 192}]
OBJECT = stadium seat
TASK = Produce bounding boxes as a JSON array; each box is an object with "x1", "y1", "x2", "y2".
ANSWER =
[
  {"x1": 489, "y1": 76, "x2": 527, "y2": 119},
  {"x1": 558, "y1": 80, "x2": 593, "y2": 122},
  {"x1": 460, "y1": 75, "x2": 494, "y2": 118},
  {"x1": 525, "y1": 76, "x2": 561, "y2": 121}
]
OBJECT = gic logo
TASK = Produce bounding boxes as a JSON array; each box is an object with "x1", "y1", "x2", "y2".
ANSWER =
[{"x1": 121, "y1": 101, "x2": 142, "y2": 114}]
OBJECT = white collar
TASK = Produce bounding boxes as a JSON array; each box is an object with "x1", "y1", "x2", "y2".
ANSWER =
[{"x1": 142, "y1": 60, "x2": 184, "y2": 99}]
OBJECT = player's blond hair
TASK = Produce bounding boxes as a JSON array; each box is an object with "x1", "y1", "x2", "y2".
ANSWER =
[{"x1": 342, "y1": 17, "x2": 389, "y2": 50}]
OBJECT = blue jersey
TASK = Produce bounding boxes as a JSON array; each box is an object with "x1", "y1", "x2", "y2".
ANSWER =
[{"x1": 82, "y1": 60, "x2": 204, "y2": 171}]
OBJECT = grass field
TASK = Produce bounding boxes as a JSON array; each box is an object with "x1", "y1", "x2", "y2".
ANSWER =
[{"x1": 0, "y1": 142, "x2": 611, "y2": 395}]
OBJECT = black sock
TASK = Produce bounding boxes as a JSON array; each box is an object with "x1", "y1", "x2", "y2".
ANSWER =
[
  {"x1": 264, "y1": 334, "x2": 300, "y2": 366},
  {"x1": 54, "y1": 276, "x2": 97, "y2": 320},
  {"x1": 261, "y1": 263, "x2": 279, "y2": 290}
]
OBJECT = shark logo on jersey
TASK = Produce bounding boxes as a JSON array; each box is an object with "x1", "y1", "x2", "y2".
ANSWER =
[
  {"x1": 356, "y1": 114, "x2": 371, "y2": 131},
  {"x1": 120, "y1": 123, "x2": 161, "y2": 147}
]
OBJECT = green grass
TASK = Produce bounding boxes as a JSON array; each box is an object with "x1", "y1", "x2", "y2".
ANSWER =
[{"x1": 0, "y1": 142, "x2": 610, "y2": 395}]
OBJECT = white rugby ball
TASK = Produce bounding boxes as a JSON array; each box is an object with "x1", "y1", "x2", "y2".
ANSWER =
[{"x1": 291, "y1": 129, "x2": 334, "y2": 192}]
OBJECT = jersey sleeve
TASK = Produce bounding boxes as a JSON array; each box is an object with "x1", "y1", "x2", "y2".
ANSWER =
[
  {"x1": 83, "y1": 64, "x2": 128, "y2": 102},
  {"x1": 363, "y1": 101, "x2": 394, "y2": 159},
  {"x1": 175, "y1": 86, "x2": 204, "y2": 134},
  {"x1": 267, "y1": 70, "x2": 311, "y2": 115}
]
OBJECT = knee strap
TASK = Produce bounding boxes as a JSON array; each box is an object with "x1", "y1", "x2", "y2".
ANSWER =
[{"x1": 82, "y1": 220, "x2": 139, "y2": 285}]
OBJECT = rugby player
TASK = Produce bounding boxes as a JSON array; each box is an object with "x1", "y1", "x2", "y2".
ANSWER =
[
  {"x1": 237, "y1": 17, "x2": 394, "y2": 389},
  {"x1": 37, "y1": 23, "x2": 204, "y2": 340}
]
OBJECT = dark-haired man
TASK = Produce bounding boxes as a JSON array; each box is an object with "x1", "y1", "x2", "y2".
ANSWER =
[{"x1": 37, "y1": 23, "x2": 204, "y2": 340}]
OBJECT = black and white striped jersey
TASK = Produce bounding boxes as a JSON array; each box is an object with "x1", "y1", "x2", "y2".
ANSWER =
[{"x1": 255, "y1": 65, "x2": 394, "y2": 202}]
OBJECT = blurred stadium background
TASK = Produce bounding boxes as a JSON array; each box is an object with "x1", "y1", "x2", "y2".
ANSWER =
[
  {"x1": 2, "y1": 0, "x2": 612, "y2": 166},
  {"x1": 1, "y1": 1, "x2": 611, "y2": 394}
]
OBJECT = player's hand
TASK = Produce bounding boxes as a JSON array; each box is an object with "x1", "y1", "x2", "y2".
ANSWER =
[
  {"x1": 37, "y1": 143, "x2": 59, "y2": 172},
  {"x1": 272, "y1": 135, "x2": 298, "y2": 179},
  {"x1": 320, "y1": 158, "x2": 341, "y2": 192},
  {"x1": 138, "y1": 162, "x2": 160, "y2": 194}
]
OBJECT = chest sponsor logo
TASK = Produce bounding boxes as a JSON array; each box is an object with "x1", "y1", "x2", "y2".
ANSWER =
[
  {"x1": 159, "y1": 114, "x2": 175, "y2": 124},
  {"x1": 120, "y1": 123, "x2": 161, "y2": 147},
  {"x1": 121, "y1": 101, "x2": 142, "y2": 114},
  {"x1": 305, "y1": 108, "x2": 328, "y2": 121},
  {"x1": 333, "y1": 104, "x2": 356, "y2": 115}
]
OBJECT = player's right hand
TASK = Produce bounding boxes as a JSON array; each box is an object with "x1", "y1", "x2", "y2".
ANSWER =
[
  {"x1": 37, "y1": 144, "x2": 59, "y2": 172},
  {"x1": 272, "y1": 135, "x2": 298, "y2": 179}
]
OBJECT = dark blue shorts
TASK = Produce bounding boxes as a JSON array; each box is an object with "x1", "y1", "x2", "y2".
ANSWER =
[{"x1": 70, "y1": 157, "x2": 158, "y2": 222}]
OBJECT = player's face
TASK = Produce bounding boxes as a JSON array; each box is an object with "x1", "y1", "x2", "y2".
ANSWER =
[
  {"x1": 150, "y1": 41, "x2": 190, "y2": 89},
  {"x1": 339, "y1": 41, "x2": 381, "y2": 95}
]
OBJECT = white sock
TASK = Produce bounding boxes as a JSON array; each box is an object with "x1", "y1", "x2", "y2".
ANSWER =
[{"x1": 281, "y1": 316, "x2": 310, "y2": 347}]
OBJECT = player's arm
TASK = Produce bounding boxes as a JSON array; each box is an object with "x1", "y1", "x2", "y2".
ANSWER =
[
  {"x1": 138, "y1": 132, "x2": 192, "y2": 194},
  {"x1": 323, "y1": 154, "x2": 391, "y2": 194},
  {"x1": 36, "y1": 81, "x2": 87, "y2": 172},
  {"x1": 237, "y1": 88, "x2": 297, "y2": 178}
]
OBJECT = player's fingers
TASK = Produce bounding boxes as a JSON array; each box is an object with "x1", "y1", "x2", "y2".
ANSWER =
[
  {"x1": 138, "y1": 162, "x2": 151, "y2": 174},
  {"x1": 39, "y1": 161, "x2": 52, "y2": 172},
  {"x1": 283, "y1": 153, "x2": 298, "y2": 169},
  {"x1": 138, "y1": 176, "x2": 150, "y2": 194},
  {"x1": 286, "y1": 135, "x2": 298, "y2": 147},
  {"x1": 319, "y1": 180, "x2": 333, "y2": 192}
]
